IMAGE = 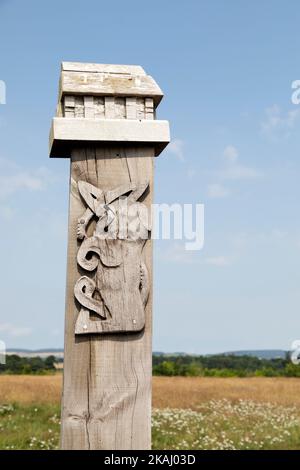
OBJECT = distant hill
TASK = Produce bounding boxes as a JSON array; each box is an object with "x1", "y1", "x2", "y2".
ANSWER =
[
  {"x1": 222, "y1": 350, "x2": 288, "y2": 360},
  {"x1": 154, "y1": 350, "x2": 288, "y2": 359},
  {"x1": 7, "y1": 349, "x2": 64, "y2": 359},
  {"x1": 6, "y1": 349, "x2": 288, "y2": 360},
  {"x1": 153, "y1": 351, "x2": 188, "y2": 357}
]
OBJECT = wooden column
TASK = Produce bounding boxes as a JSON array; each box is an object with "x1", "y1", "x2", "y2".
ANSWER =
[{"x1": 49, "y1": 62, "x2": 170, "y2": 450}]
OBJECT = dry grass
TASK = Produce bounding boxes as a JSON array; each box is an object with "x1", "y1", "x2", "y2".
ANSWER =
[
  {"x1": 0, "y1": 375, "x2": 62, "y2": 404},
  {"x1": 2, "y1": 375, "x2": 300, "y2": 449},
  {"x1": 153, "y1": 377, "x2": 300, "y2": 409},
  {"x1": 1, "y1": 375, "x2": 300, "y2": 408}
]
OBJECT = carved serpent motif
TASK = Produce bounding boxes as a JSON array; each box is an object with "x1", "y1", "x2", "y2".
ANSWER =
[{"x1": 74, "y1": 180, "x2": 151, "y2": 334}]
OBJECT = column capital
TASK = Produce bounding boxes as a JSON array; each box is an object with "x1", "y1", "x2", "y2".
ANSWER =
[{"x1": 49, "y1": 62, "x2": 170, "y2": 158}]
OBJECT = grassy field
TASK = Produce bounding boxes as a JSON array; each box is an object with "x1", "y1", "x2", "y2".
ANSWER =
[{"x1": 1, "y1": 375, "x2": 300, "y2": 449}]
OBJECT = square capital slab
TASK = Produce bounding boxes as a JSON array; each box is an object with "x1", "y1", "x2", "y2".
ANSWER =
[{"x1": 49, "y1": 62, "x2": 170, "y2": 158}]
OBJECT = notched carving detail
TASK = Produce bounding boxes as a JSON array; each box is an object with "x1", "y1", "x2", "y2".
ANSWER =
[{"x1": 74, "y1": 180, "x2": 151, "y2": 335}]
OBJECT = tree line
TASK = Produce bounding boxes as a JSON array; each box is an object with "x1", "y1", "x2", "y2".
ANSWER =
[
  {"x1": 1, "y1": 353, "x2": 300, "y2": 376},
  {"x1": 0, "y1": 355, "x2": 58, "y2": 374},
  {"x1": 152, "y1": 353, "x2": 300, "y2": 377}
]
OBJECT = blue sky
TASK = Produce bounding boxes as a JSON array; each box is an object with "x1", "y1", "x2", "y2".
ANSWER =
[{"x1": 1, "y1": 0, "x2": 300, "y2": 353}]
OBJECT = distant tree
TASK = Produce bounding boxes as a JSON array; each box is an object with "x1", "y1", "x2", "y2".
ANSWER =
[
  {"x1": 45, "y1": 356, "x2": 56, "y2": 369},
  {"x1": 29, "y1": 357, "x2": 45, "y2": 372},
  {"x1": 154, "y1": 361, "x2": 176, "y2": 376},
  {"x1": 284, "y1": 363, "x2": 300, "y2": 377},
  {"x1": 21, "y1": 364, "x2": 32, "y2": 374},
  {"x1": 181, "y1": 362, "x2": 203, "y2": 377}
]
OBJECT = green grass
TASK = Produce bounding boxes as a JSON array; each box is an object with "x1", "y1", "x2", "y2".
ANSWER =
[
  {"x1": 1, "y1": 400, "x2": 300, "y2": 450},
  {"x1": 0, "y1": 404, "x2": 60, "y2": 449},
  {"x1": 152, "y1": 400, "x2": 300, "y2": 450}
]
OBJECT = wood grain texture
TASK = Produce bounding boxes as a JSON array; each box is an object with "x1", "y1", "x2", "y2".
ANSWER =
[
  {"x1": 50, "y1": 118, "x2": 170, "y2": 158},
  {"x1": 74, "y1": 179, "x2": 151, "y2": 335},
  {"x1": 62, "y1": 62, "x2": 146, "y2": 76},
  {"x1": 60, "y1": 71, "x2": 163, "y2": 105},
  {"x1": 63, "y1": 95, "x2": 154, "y2": 120},
  {"x1": 61, "y1": 145, "x2": 154, "y2": 449}
]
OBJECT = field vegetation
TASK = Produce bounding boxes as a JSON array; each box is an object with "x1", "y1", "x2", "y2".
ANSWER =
[
  {"x1": 1, "y1": 375, "x2": 300, "y2": 449},
  {"x1": 2, "y1": 353, "x2": 300, "y2": 377}
]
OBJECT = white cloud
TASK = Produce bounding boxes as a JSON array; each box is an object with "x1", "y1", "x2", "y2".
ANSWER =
[
  {"x1": 162, "y1": 243, "x2": 199, "y2": 264},
  {"x1": 231, "y1": 229, "x2": 290, "y2": 255},
  {"x1": 162, "y1": 229, "x2": 292, "y2": 269},
  {"x1": 269, "y1": 229, "x2": 288, "y2": 240},
  {"x1": 0, "y1": 323, "x2": 32, "y2": 337},
  {"x1": 208, "y1": 145, "x2": 261, "y2": 195},
  {"x1": 204, "y1": 256, "x2": 231, "y2": 267},
  {"x1": 0, "y1": 157, "x2": 54, "y2": 200},
  {"x1": 220, "y1": 164, "x2": 261, "y2": 180},
  {"x1": 0, "y1": 205, "x2": 13, "y2": 219},
  {"x1": 261, "y1": 104, "x2": 300, "y2": 137},
  {"x1": 187, "y1": 168, "x2": 196, "y2": 179},
  {"x1": 223, "y1": 145, "x2": 239, "y2": 163},
  {"x1": 162, "y1": 243, "x2": 231, "y2": 267},
  {"x1": 168, "y1": 139, "x2": 185, "y2": 161},
  {"x1": 219, "y1": 145, "x2": 262, "y2": 181},
  {"x1": 0, "y1": 173, "x2": 42, "y2": 198},
  {"x1": 51, "y1": 328, "x2": 61, "y2": 336},
  {"x1": 207, "y1": 183, "x2": 229, "y2": 199}
]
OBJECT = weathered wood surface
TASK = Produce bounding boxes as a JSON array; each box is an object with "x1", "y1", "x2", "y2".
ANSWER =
[
  {"x1": 60, "y1": 70, "x2": 163, "y2": 105},
  {"x1": 49, "y1": 118, "x2": 169, "y2": 158},
  {"x1": 61, "y1": 146, "x2": 154, "y2": 449},
  {"x1": 74, "y1": 179, "x2": 151, "y2": 334},
  {"x1": 62, "y1": 62, "x2": 146, "y2": 76},
  {"x1": 63, "y1": 95, "x2": 154, "y2": 120},
  {"x1": 51, "y1": 61, "x2": 169, "y2": 450}
]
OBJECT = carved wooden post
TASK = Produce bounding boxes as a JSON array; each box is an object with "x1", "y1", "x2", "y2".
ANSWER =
[{"x1": 49, "y1": 62, "x2": 170, "y2": 450}]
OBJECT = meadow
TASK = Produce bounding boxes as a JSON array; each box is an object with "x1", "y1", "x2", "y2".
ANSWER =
[{"x1": 1, "y1": 376, "x2": 300, "y2": 450}]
